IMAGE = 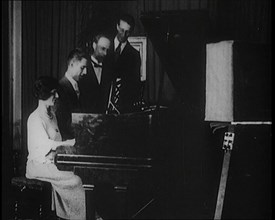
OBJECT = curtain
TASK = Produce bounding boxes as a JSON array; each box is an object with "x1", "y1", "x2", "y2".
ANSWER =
[
  {"x1": 22, "y1": 0, "x2": 91, "y2": 154},
  {"x1": 2, "y1": 1, "x2": 14, "y2": 218},
  {"x1": 215, "y1": 0, "x2": 271, "y2": 43}
]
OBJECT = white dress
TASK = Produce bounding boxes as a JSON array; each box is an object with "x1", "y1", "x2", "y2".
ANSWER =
[{"x1": 25, "y1": 107, "x2": 86, "y2": 220}]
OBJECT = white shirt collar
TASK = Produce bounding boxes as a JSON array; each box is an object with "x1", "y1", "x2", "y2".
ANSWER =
[
  {"x1": 91, "y1": 55, "x2": 102, "y2": 66},
  {"x1": 90, "y1": 56, "x2": 103, "y2": 84},
  {"x1": 114, "y1": 37, "x2": 127, "y2": 54},
  {"x1": 65, "y1": 72, "x2": 79, "y2": 92}
]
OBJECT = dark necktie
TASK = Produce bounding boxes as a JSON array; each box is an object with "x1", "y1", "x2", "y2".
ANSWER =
[
  {"x1": 115, "y1": 43, "x2": 122, "y2": 61},
  {"x1": 91, "y1": 60, "x2": 102, "y2": 68},
  {"x1": 116, "y1": 43, "x2": 122, "y2": 53}
]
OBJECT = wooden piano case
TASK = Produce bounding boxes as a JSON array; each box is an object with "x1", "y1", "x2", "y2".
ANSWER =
[{"x1": 55, "y1": 108, "x2": 169, "y2": 219}]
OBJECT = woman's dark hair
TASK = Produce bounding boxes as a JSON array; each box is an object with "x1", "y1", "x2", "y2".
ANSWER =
[{"x1": 33, "y1": 76, "x2": 59, "y2": 100}]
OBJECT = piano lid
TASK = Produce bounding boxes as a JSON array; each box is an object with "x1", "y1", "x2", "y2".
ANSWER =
[{"x1": 140, "y1": 10, "x2": 210, "y2": 107}]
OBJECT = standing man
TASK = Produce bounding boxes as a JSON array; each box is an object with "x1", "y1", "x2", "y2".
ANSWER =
[
  {"x1": 78, "y1": 34, "x2": 113, "y2": 113},
  {"x1": 56, "y1": 48, "x2": 88, "y2": 140},
  {"x1": 109, "y1": 13, "x2": 142, "y2": 114}
]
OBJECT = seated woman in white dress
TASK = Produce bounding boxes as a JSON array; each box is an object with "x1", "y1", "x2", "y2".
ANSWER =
[{"x1": 25, "y1": 76, "x2": 86, "y2": 220}]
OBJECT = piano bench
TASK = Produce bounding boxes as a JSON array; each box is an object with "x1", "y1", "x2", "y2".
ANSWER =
[{"x1": 11, "y1": 176, "x2": 52, "y2": 220}]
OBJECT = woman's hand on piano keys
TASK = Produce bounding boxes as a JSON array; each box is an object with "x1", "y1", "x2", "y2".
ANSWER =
[
  {"x1": 63, "y1": 138, "x2": 76, "y2": 146},
  {"x1": 55, "y1": 139, "x2": 77, "y2": 154}
]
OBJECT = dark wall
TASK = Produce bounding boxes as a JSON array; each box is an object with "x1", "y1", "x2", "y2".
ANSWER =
[{"x1": 2, "y1": 1, "x2": 13, "y2": 219}]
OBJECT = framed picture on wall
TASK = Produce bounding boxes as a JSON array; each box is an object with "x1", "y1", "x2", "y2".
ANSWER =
[{"x1": 128, "y1": 36, "x2": 147, "y2": 82}]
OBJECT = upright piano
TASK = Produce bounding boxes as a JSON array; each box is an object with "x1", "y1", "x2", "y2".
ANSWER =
[{"x1": 55, "y1": 107, "x2": 174, "y2": 219}]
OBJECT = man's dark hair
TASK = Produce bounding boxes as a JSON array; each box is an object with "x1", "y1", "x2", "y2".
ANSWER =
[
  {"x1": 33, "y1": 76, "x2": 59, "y2": 100},
  {"x1": 67, "y1": 48, "x2": 87, "y2": 66},
  {"x1": 117, "y1": 13, "x2": 135, "y2": 32}
]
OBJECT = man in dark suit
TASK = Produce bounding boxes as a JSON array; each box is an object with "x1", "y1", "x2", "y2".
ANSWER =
[
  {"x1": 78, "y1": 34, "x2": 113, "y2": 113},
  {"x1": 108, "y1": 13, "x2": 142, "y2": 114},
  {"x1": 56, "y1": 48, "x2": 88, "y2": 140}
]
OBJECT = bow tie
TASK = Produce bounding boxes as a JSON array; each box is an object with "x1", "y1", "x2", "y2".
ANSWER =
[{"x1": 91, "y1": 60, "x2": 102, "y2": 68}]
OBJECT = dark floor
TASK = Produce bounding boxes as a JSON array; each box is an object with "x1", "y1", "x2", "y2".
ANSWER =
[
  {"x1": 3, "y1": 177, "x2": 272, "y2": 220},
  {"x1": 3, "y1": 179, "x2": 214, "y2": 220}
]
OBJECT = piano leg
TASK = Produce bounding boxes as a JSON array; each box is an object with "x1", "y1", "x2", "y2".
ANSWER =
[{"x1": 85, "y1": 189, "x2": 96, "y2": 220}]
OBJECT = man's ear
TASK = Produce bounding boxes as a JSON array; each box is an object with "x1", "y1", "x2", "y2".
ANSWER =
[
  {"x1": 69, "y1": 60, "x2": 74, "y2": 67},
  {"x1": 116, "y1": 24, "x2": 120, "y2": 31},
  {"x1": 92, "y1": 42, "x2": 96, "y2": 51},
  {"x1": 71, "y1": 58, "x2": 80, "y2": 66}
]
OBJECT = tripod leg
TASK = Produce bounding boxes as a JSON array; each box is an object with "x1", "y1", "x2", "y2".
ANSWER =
[{"x1": 214, "y1": 151, "x2": 231, "y2": 220}]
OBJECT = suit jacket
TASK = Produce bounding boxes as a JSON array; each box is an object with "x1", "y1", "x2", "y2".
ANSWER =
[
  {"x1": 78, "y1": 58, "x2": 113, "y2": 113},
  {"x1": 56, "y1": 76, "x2": 81, "y2": 140},
  {"x1": 110, "y1": 41, "x2": 142, "y2": 113}
]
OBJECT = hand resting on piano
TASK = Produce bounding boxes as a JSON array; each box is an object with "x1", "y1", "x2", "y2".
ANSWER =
[{"x1": 56, "y1": 138, "x2": 77, "y2": 154}]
